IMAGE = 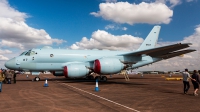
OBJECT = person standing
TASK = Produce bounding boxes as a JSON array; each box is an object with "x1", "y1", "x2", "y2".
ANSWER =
[
  {"x1": 6, "y1": 70, "x2": 12, "y2": 84},
  {"x1": 0, "y1": 70, "x2": 4, "y2": 82},
  {"x1": 191, "y1": 70, "x2": 200, "y2": 96},
  {"x1": 13, "y1": 71, "x2": 17, "y2": 84},
  {"x1": 182, "y1": 69, "x2": 193, "y2": 94}
]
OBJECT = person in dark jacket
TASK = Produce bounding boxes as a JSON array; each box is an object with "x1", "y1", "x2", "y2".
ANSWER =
[
  {"x1": 13, "y1": 71, "x2": 17, "y2": 83},
  {"x1": 191, "y1": 70, "x2": 200, "y2": 96}
]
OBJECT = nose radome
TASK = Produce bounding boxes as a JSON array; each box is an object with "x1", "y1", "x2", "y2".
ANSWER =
[{"x1": 5, "y1": 58, "x2": 16, "y2": 69}]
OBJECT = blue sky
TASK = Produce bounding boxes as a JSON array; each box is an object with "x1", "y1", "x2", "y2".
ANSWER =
[
  {"x1": 8, "y1": 0, "x2": 200, "y2": 45},
  {"x1": 0, "y1": 0, "x2": 200, "y2": 70}
]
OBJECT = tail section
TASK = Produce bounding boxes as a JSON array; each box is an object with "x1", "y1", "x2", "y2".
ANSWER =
[{"x1": 137, "y1": 26, "x2": 161, "y2": 51}]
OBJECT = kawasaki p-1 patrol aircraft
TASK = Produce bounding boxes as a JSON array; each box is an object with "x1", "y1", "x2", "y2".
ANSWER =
[{"x1": 5, "y1": 26, "x2": 196, "y2": 81}]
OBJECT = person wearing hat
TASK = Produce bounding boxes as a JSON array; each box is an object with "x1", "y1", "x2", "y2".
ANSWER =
[{"x1": 182, "y1": 69, "x2": 193, "y2": 94}]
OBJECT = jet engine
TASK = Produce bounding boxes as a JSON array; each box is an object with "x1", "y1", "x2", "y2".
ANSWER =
[
  {"x1": 93, "y1": 58, "x2": 125, "y2": 74},
  {"x1": 63, "y1": 64, "x2": 90, "y2": 78}
]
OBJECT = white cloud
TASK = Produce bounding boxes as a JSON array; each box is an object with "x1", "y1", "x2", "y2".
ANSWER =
[
  {"x1": 138, "y1": 25, "x2": 200, "y2": 71},
  {"x1": 70, "y1": 30, "x2": 143, "y2": 51},
  {"x1": 105, "y1": 24, "x2": 128, "y2": 30},
  {"x1": 105, "y1": 0, "x2": 117, "y2": 3},
  {"x1": 0, "y1": 49, "x2": 12, "y2": 62},
  {"x1": 0, "y1": 0, "x2": 65, "y2": 68},
  {"x1": 105, "y1": 24, "x2": 115, "y2": 30},
  {"x1": 0, "y1": 17, "x2": 64, "y2": 50},
  {"x1": 0, "y1": 0, "x2": 28, "y2": 21},
  {"x1": 155, "y1": 0, "x2": 182, "y2": 8},
  {"x1": 0, "y1": 0, "x2": 65, "y2": 50},
  {"x1": 0, "y1": 55, "x2": 9, "y2": 61},
  {"x1": 0, "y1": 40, "x2": 24, "y2": 49},
  {"x1": 91, "y1": 2, "x2": 173, "y2": 25},
  {"x1": 0, "y1": 49, "x2": 12, "y2": 54},
  {"x1": 122, "y1": 27, "x2": 127, "y2": 31}
]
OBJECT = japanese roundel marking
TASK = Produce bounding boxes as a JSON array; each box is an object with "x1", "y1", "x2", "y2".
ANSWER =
[
  {"x1": 63, "y1": 66, "x2": 68, "y2": 78},
  {"x1": 50, "y1": 54, "x2": 54, "y2": 57},
  {"x1": 94, "y1": 59, "x2": 101, "y2": 74}
]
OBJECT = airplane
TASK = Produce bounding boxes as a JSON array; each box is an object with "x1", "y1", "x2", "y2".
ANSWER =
[{"x1": 4, "y1": 26, "x2": 196, "y2": 81}]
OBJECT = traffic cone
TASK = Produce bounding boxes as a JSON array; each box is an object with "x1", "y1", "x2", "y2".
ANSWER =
[
  {"x1": 95, "y1": 79, "x2": 99, "y2": 92},
  {"x1": 44, "y1": 79, "x2": 48, "y2": 87}
]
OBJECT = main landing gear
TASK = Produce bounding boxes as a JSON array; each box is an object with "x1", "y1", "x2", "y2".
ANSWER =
[
  {"x1": 85, "y1": 75, "x2": 107, "y2": 82},
  {"x1": 85, "y1": 75, "x2": 95, "y2": 80},
  {"x1": 95, "y1": 76, "x2": 107, "y2": 82}
]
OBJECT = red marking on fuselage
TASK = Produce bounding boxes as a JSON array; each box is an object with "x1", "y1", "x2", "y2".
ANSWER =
[
  {"x1": 94, "y1": 59, "x2": 101, "y2": 74},
  {"x1": 63, "y1": 66, "x2": 68, "y2": 78}
]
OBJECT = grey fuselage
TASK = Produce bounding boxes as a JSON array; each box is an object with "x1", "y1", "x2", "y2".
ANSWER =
[{"x1": 5, "y1": 48, "x2": 160, "y2": 72}]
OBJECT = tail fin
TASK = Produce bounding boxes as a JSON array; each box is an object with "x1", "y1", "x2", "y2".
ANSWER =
[{"x1": 137, "y1": 26, "x2": 161, "y2": 51}]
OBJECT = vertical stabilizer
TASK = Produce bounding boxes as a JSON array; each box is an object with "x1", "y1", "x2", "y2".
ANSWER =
[{"x1": 137, "y1": 26, "x2": 161, "y2": 51}]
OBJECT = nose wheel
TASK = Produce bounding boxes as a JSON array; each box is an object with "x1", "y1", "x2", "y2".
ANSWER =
[{"x1": 34, "y1": 77, "x2": 40, "y2": 81}]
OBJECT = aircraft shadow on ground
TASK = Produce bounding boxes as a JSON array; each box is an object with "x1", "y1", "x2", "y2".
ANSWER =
[
  {"x1": 16, "y1": 77, "x2": 150, "y2": 86},
  {"x1": 55, "y1": 79, "x2": 149, "y2": 86}
]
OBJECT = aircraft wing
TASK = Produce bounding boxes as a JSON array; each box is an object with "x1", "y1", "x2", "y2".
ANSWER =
[
  {"x1": 119, "y1": 43, "x2": 194, "y2": 57},
  {"x1": 157, "y1": 49, "x2": 196, "y2": 59}
]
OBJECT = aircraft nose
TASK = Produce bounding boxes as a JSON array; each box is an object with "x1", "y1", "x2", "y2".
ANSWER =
[{"x1": 5, "y1": 58, "x2": 16, "y2": 69}]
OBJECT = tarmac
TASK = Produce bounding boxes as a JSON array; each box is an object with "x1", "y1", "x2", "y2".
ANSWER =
[{"x1": 0, "y1": 74, "x2": 199, "y2": 112}]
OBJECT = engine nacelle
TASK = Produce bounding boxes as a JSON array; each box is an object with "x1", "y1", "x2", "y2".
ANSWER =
[
  {"x1": 93, "y1": 58, "x2": 124, "y2": 74},
  {"x1": 63, "y1": 64, "x2": 89, "y2": 78},
  {"x1": 52, "y1": 71, "x2": 64, "y2": 76}
]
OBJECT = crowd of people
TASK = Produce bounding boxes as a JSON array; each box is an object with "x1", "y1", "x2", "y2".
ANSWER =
[
  {"x1": 0, "y1": 69, "x2": 17, "y2": 84},
  {"x1": 182, "y1": 69, "x2": 200, "y2": 96}
]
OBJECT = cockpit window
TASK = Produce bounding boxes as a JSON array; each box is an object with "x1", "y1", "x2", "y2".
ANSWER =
[
  {"x1": 25, "y1": 50, "x2": 36, "y2": 56},
  {"x1": 30, "y1": 51, "x2": 35, "y2": 56},
  {"x1": 25, "y1": 50, "x2": 31, "y2": 56},
  {"x1": 20, "y1": 51, "x2": 28, "y2": 56}
]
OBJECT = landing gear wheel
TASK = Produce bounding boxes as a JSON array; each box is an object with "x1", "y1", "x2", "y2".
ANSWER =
[
  {"x1": 85, "y1": 75, "x2": 94, "y2": 80},
  {"x1": 95, "y1": 76, "x2": 101, "y2": 81},
  {"x1": 89, "y1": 75, "x2": 94, "y2": 80},
  {"x1": 101, "y1": 76, "x2": 107, "y2": 82},
  {"x1": 35, "y1": 77, "x2": 40, "y2": 81}
]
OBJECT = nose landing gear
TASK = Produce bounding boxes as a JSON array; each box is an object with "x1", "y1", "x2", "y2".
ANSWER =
[{"x1": 34, "y1": 77, "x2": 40, "y2": 81}]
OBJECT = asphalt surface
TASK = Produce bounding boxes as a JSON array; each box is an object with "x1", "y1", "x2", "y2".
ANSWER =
[{"x1": 0, "y1": 74, "x2": 199, "y2": 112}]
